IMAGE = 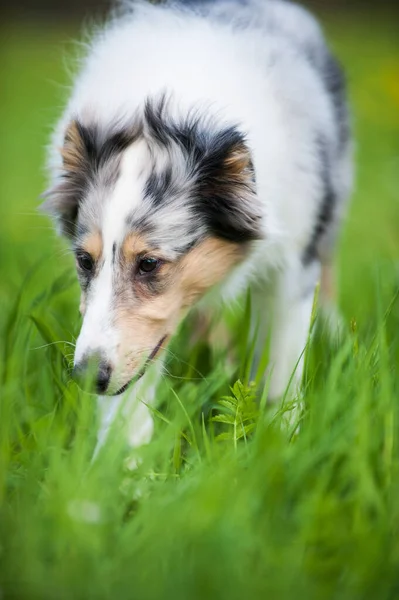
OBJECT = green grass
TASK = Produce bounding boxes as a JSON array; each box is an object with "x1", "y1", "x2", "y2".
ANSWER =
[{"x1": 1, "y1": 12, "x2": 399, "y2": 600}]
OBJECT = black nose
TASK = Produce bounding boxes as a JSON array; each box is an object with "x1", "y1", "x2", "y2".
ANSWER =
[
  {"x1": 96, "y1": 362, "x2": 112, "y2": 393},
  {"x1": 72, "y1": 354, "x2": 112, "y2": 394}
]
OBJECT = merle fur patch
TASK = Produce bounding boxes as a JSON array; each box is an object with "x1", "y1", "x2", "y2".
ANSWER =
[
  {"x1": 142, "y1": 98, "x2": 261, "y2": 245},
  {"x1": 44, "y1": 97, "x2": 262, "y2": 249},
  {"x1": 42, "y1": 120, "x2": 140, "y2": 238}
]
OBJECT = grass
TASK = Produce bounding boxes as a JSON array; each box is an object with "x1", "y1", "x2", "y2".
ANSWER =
[{"x1": 1, "y1": 10, "x2": 399, "y2": 600}]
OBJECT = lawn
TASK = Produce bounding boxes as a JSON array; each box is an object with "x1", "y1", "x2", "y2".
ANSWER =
[{"x1": 1, "y1": 9, "x2": 399, "y2": 599}]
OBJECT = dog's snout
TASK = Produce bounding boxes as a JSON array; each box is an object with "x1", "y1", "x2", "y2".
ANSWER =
[{"x1": 73, "y1": 352, "x2": 112, "y2": 394}]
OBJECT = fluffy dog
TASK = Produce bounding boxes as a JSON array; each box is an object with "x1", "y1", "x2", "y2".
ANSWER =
[{"x1": 43, "y1": 0, "x2": 353, "y2": 453}]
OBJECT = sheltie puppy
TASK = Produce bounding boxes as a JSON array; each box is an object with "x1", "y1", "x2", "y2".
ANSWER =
[{"x1": 43, "y1": 0, "x2": 353, "y2": 453}]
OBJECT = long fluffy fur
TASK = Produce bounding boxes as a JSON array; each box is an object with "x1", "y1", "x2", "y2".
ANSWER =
[{"x1": 43, "y1": 0, "x2": 353, "y2": 451}]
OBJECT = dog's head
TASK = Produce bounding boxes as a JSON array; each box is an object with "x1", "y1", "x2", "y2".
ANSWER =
[{"x1": 43, "y1": 99, "x2": 261, "y2": 394}]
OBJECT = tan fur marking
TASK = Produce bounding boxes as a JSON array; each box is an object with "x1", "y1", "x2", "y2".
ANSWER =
[
  {"x1": 320, "y1": 264, "x2": 336, "y2": 305},
  {"x1": 81, "y1": 231, "x2": 103, "y2": 262},
  {"x1": 122, "y1": 232, "x2": 152, "y2": 262},
  {"x1": 179, "y1": 237, "x2": 245, "y2": 304},
  {"x1": 189, "y1": 309, "x2": 233, "y2": 358},
  {"x1": 61, "y1": 120, "x2": 86, "y2": 173},
  {"x1": 224, "y1": 145, "x2": 251, "y2": 175},
  {"x1": 117, "y1": 237, "x2": 244, "y2": 339}
]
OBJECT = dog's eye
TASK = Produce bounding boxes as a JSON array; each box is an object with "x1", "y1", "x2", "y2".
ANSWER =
[
  {"x1": 76, "y1": 252, "x2": 94, "y2": 273},
  {"x1": 138, "y1": 257, "x2": 159, "y2": 275}
]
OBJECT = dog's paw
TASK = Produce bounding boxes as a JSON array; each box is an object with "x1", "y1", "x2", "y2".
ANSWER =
[{"x1": 127, "y1": 410, "x2": 154, "y2": 449}]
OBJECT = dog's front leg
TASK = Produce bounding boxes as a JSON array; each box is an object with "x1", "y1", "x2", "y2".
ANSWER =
[
  {"x1": 266, "y1": 261, "x2": 320, "y2": 422},
  {"x1": 93, "y1": 365, "x2": 162, "y2": 462}
]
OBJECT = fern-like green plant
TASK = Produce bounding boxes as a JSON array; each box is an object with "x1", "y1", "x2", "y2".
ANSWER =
[{"x1": 211, "y1": 380, "x2": 259, "y2": 448}]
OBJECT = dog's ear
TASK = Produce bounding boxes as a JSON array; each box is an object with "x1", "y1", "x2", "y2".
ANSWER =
[
  {"x1": 41, "y1": 120, "x2": 88, "y2": 238},
  {"x1": 195, "y1": 129, "x2": 262, "y2": 243}
]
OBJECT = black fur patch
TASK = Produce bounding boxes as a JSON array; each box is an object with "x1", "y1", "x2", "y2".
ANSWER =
[
  {"x1": 321, "y1": 53, "x2": 350, "y2": 150},
  {"x1": 75, "y1": 122, "x2": 135, "y2": 173},
  {"x1": 143, "y1": 98, "x2": 261, "y2": 244},
  {"x1": 302, "y1": 135, "x2": 336, "y2": 265},
  {"x1": 304, "y1": 47, "x2": 350, "y2": 152},
  {"x1": 193, "y1": 129, "x2": 259, "y2": 242},
  {"x1": 144, "y1": 165, "x2": 175, "y2": 207}
]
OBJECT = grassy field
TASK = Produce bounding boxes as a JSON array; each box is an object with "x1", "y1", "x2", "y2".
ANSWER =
[{"x1": 1, "y1": 10, "x2": 399, "y2": 599}]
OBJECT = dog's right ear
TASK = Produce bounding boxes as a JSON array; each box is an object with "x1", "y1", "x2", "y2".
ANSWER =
[{"x1": 41, "y1": 120, "x2": 88, "y2": 238}]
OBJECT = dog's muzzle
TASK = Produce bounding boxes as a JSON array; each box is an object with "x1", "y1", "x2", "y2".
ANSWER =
[{"x1": 72, "y1": 336, "x2": 167, "y2": 396}]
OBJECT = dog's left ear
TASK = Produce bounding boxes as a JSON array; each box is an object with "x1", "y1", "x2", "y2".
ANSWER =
[
  {"x1": 195, "y1": 129, "x2": 262, "y2": 243},
  {"x1": 41, "y1": 120, "x2": 87, "y2": 238}
]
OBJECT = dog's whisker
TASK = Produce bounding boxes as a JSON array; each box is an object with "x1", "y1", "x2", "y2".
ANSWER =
[
  {"x1": 160, "y1": 364, "x2": 206, "y2": 382},
  {"x1": 158, "y1": 348, "x2": 208, "y2": 380},
  {"x1": 134, "y1": 344, "x2": 209, "y2": 382}
]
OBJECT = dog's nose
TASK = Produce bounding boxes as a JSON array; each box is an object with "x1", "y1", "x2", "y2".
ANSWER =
[
  {"x1": 72, "y1": 353, "x2": 112, "y2": 394},
  {"x1": 96, "y1": 362, "x2": 112, "y2": 393}
]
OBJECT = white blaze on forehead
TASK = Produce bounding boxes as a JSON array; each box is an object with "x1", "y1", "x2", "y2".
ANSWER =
[
  {"x1": 75, "y1": 140, "x2": 149, "y2": 367},
  {"x1": 102, "y1": 139, "x2": 150, "y2": 256}
]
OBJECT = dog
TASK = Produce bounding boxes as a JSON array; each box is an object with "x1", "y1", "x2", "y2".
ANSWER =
[{"x1": 43, "y1": 0, "x2": 353, "y2": 455}]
